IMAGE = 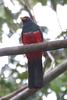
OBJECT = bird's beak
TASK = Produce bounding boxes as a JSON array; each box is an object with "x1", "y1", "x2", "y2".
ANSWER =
[{"x1": 20, "y1": 17, "x2": 23, "y2": 21}]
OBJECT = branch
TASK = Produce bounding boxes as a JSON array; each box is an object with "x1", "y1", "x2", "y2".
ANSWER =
[
  {"x1": 0, "y1": 39, "x2": 67, "y2": 56},
  {"x1": 18, "y1": 0, "x2": 34, "y2": 20},
  {"x1": 1, "y1": 59, "x2": 67, "y2": 100},
  {"x1": 1, "y1": 84, "x2": 27, "y2": 100},
  {"x1": 46, "y1": 51, "x2": 55, "y2": 68}
]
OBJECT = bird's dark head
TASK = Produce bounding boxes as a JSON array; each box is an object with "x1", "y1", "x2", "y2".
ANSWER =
[{"x1": 20, "y1": 16, "x2": 31, "y2": 23}]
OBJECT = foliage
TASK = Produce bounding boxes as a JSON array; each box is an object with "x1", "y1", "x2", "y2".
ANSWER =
[
  {"x1": 4, "y1": 7, "x2": 19, "y2": 32},
  {"x1": 32, "y1": 0, "x2": 47, "y2": 5},
  {"x1": 64, "y1": 0, "x2": 67, "y2": 4},
  {"x1": 0, "y1": 77, "x2": 18, "y2": 96}
]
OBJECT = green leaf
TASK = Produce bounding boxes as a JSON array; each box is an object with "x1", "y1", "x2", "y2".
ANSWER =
[
  {"x1": 50, "y1": 78, "x2": 62, "y2": 94},
  {"x1": 18, "y1": 71, "x2": 28, "y2": 80},
  {"x1": 0, "y1": 18, "x2": 6, "y2": 42},
  {"x1": 60, "y1": 73, "x2": 67, "y2": 83},
  {"x1": 57, "y1": 31, "x2": 67, "y2": 38},
  {"x1": 4, "y1": 7, "x2": 13, "y2": 22},
  {"x1": 64, "y1": 0, "x2": 67, "y2": 4},
  {"x1": 0, "y1": 5, "x2": 5, "y2": 18},
  {"x1": 0, "y1": 6, "x2": 6, "y2": 42},
  {"x1": 4, "y1": 7, "x2": 19, "y2": 32},
  {"x1": 32, "y1": 0, "x2": 47, "y2": 5}
]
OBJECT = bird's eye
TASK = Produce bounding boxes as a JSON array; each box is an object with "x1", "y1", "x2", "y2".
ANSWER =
[
  {"x1": 23, "y1": 17, "x2": 27, "y2": 20},
  {"x1": 20, "y1": 17, "x2": 29, "y2": 21}
]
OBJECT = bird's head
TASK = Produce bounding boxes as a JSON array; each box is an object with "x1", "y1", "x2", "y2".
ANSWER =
[
  {"x1": 20, "y1": 16, "x2": 30, "y2": 23},
  {"x1": 20, "y1": 10, "x2": 32, "y2": 23}
]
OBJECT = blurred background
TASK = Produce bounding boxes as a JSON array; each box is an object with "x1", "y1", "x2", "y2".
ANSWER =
[{"x1": 0, "y1": 0, "x2": 67, "y2": 100}]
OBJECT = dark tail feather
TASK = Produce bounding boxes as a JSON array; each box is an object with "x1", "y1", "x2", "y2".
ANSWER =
[{"x1": 28, "y1": 59, "x2": 43, "y2": 89}]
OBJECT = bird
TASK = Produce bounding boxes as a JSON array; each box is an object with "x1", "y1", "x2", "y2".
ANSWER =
[{"x1": 20, "y1": 15, "x2": 45, "y2": 89}]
